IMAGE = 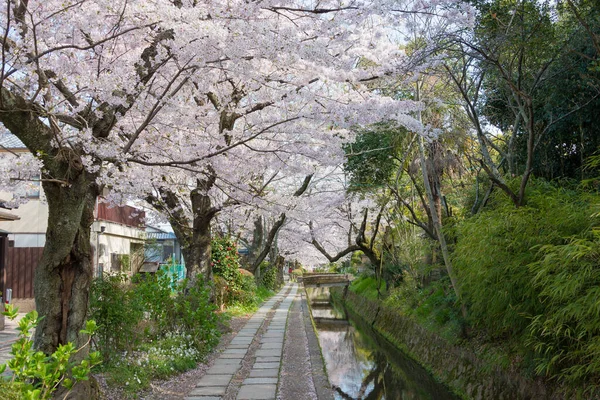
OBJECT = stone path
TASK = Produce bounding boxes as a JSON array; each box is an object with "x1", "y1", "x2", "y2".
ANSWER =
[
  {"x1": 0, "y1": 312, "x2": 23, "y2": 377},
  {"x1": 185, "y1": 282, "x2": 329, "y2": 400}
]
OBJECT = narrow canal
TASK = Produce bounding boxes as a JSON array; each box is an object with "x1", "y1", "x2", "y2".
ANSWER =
[{"x1": 307, "y1": 287, "x2": 458, "y2": 400}]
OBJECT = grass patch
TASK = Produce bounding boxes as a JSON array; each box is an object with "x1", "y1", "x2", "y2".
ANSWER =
[
  {"x1": 224, "y1": 286, "x2": 275, "y2": 318},
  {"x1": 349, "y1": 275, "x2": 385, "y2": 300}
]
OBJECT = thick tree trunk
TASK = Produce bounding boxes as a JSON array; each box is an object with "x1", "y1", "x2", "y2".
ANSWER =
[
  {"x1": 249, "y1": 216, "x2": 264, "y2": 262},
  {"x1": 151, "y1": 178, "x2": 219, "y2": 290},
  {"x1": 0, "y1": 88, "x2": 100, "y2": 398},
  {"x1": 249, "y1": 213, "x2": 286, "y2": 274},
  {"x1": 35, "y1": 178, "x2": 97, "y2": 352},
  {"x1": 181, "y1": 194, "x2": 213, "y2": 287},
  {"x1": 34, "y1": 171, "x2": 100, "y2": 398}
]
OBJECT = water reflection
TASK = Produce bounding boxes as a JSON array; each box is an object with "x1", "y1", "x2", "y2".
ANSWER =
[{"x1": 310, "y1": 293, "x2": 457, "y2": 400}]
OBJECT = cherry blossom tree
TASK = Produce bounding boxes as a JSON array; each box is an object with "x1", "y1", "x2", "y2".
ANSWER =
[{"x1": 0, "y1": 0, "x2": 472, "y2": 396}]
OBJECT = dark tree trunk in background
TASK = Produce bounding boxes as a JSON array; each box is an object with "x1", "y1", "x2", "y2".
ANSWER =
[
  {"x1": 248, "y1": 217, "x2": 264, "y2": 265},
  {"x1": 249, "y1": 213, "x2": 286, "y2": 275},
  {"x1": 151, "y1": 175, "x2": 219, "y2": 291},
  {"x1": 248, "y1": 174, "x2": 313, "y2": 275},
  {"x1": 185, "y1": 185, "x2": 217, "y2": 286},
  {"x1": 274, "y1": 255, "x2": 285, "y2": 287}
]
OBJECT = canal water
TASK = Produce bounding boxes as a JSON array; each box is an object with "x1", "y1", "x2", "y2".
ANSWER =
[{"x1": 308, "y1": 288, "x2": 458, "y2": 400}]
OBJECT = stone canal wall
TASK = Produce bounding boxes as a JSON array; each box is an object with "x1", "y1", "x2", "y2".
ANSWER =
[{"x1": 332, "y1": 289, "x2": 566, "y2": 400}]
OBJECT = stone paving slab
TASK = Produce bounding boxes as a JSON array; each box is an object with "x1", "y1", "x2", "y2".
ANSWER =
[
  {"x1": 262, "y1": 332, "x2": 284, "y2": 338},
  {"x1": 189, "y1": 385, "x2": 227, "y2": 396},
  {"x1": 206, "y1": 363, "x2": 240, "y2": 375},
  {"x1": 243, "y1": 377, "x2": 278, "y2": 385},
  {"x1": 221, "y1": 353, "x2": 246, "y2": 359},
  {"x1": 255, "y1": 356, "x2": 280, "y2": 363},
  {"x1": 237, "y1": 383, "x2": 277, "y2": 399},
  {"x1": 229, "y1": 342, "x2": 251, "y2": 347},
  {"x1": 261, "y1": 335, "x2": 283, "y2": 341},
  {"x1": 224, "y1": 348, "x2": 248, "y2": 354},
  {"x1": 237, "y1": 331, "x2": 258, "y2": 336},
  {"x1": 252, "y1": 362, "x2": 280, "y2": 369},
  {"x1": 260, "y1": 337, "x2": 283, "y2": 343},
  {"x1": 254, "y1": 349, "x2": 281, "y2": 357},
  {"x1": 260, "y1": 342, "x2": 283, "y2": 349},
  {"x1": 248, "y1": 368, "x2": 279, "y2": 378},
  {"x1": 213, "y1": 358, "x2": 241, "y2": 366},
  {"x1": 231, "y1": 338, "x2": 253, "y2": 344},
  {"x1": 196, "y1": 374, "x2": 233, "y2": 386},
  {"x1": 228, "y1": 343, "x2": 251, "y2": 349}
]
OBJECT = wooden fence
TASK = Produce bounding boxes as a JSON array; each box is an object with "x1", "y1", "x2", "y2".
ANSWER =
[{"x1": 2, "y1": 247, "x2": 44, "y2": 299}]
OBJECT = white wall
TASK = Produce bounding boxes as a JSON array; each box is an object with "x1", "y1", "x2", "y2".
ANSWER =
[
  {"x1": 0, "y1": 196, "x2": 48, "y2": 248},
  {"x1": 91, "y1": 221, "x2": 145, "y2": 276},
  {"x1": 9, "y1": 233, "x2": 46, "y2": 247}
]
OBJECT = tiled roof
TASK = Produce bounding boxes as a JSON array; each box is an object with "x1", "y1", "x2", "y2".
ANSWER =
[
  {"x1": 146, "y1": 232, "x2": 177, "y2": 240},
  {"x1": 0, "y1": 132, "x2": 26, "y2": 149}
]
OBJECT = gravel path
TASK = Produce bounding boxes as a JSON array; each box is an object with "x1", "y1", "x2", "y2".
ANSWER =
[{"x1": 278, "y1": 291, "x2": 317, "y2": 400}]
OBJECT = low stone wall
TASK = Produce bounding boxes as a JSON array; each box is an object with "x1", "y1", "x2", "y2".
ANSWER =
[{"x1": 332, "y1": 289, "x2": 566, "y2": 400}]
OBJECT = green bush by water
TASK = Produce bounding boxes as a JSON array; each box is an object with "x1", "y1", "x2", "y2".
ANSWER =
[
  {"x1": 354, "y1": 180, "x2": 600, "y2": 391},
  {"x1": 453, "y1": 181, "x2": 600, "y2": 388},
  {"x1": 350, "y1": 275, "x2": 386, "y2": 300}
]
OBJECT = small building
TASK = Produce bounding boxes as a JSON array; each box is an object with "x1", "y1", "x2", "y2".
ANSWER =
[
  {"x1": 92, "y1": 201, "x2": 146, "y2": 277},
  {"x1": 145, "y1": 226, "x2": 182, "y2": 264},
  {"x1": 143, "y1": 226, "x2": 185, "y2": 281}
]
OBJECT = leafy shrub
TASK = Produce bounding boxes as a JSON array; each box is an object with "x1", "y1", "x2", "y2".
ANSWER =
[
  {"x1": 170, "y1": 277, "x2": 220, "y2": 350},
  {"x1": 259, "y1": 262, "x2": 279, "y2": 291},
  {"x1": 453, "y1": 183, "x2": 595, "y2": 339},
  {"x1": 291, "y1": 268, "x2": 303, "y2": 282},
  {"x1": 225, "y1": 286, "x2": 275, "y2": 317},
  {"x1": 212, "y1": 236, "x2": 241, "y2": 286},
  {"x1": 0, "y1": 305, "x2": 101, "y2": 399},
  {"x1": 108, "y1": 331, "x2": 205, "y2": 397},
  {"x1": 0, "y1": 380, "x2": 20, "y2": 400},
  {"x1": 384, "y1": 275, "x2": 464, "y2": 341},
  {"x1": 131, "y1": 269, "x2": 177, "y2": 335},
  {"x1": 349, "y1": 275, "x2": 385, "y2": 300},
  {"x1": 211, "y1": 236, "x2": 258, "y2": 305},
  {"x1": 453, "y1": 181, "x2": 600, "y2": 386},
  {"x1": 90, "y1": 268, "x2": 220, "y2": 393},
  {"x1": 90, "y1": 274, "x2": 144, "y2": 359},
  {"x1": 527, "y1": 230, "x2": 600, "y2": 386}
]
